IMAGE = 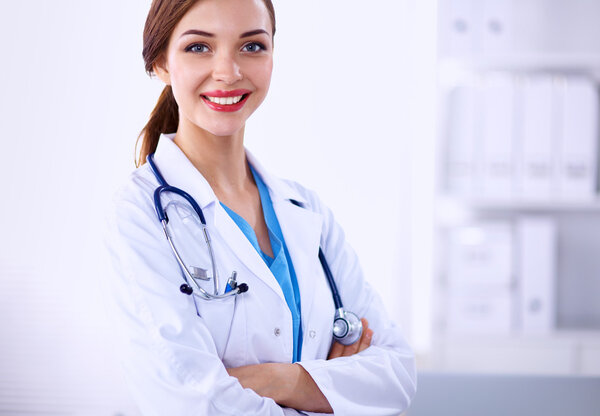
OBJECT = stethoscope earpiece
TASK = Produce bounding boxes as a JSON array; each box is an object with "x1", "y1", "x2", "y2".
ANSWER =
[{"x1": 180, "y1": 284, "x2": 194, "y2": 295}]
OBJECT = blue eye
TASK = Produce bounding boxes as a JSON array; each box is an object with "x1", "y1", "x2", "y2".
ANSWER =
[
  {"x1": 242, "y1": 42, "x2": 265, "y2": 53},
  {"x1": 186, "y1": 43, "x2": 210, "y2": 53}
]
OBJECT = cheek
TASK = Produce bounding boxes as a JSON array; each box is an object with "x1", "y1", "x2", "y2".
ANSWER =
[
  {"x1": 250, "y1": 59, "x2": 273, "y2": 93},
  {"x1": 169, "y1": 60, "x2": 206, "y2": 99}
]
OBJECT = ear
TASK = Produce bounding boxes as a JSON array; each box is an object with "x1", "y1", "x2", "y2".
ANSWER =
[{"x1": 153, "y1": 56, "x2": 171, "y2": 85}]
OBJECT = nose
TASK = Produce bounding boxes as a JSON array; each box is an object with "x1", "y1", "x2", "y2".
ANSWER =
[{"x1": 212, "y1": 52, "x2": 242, "y2": 84}]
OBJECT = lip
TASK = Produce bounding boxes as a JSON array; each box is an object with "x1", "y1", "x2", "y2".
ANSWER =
[
  {"x1": 201, "y1": 89, "x2": 252, "y2": 112},
  {"x1": 203, "y1": 89, "x2": 251, "y2": 98}
]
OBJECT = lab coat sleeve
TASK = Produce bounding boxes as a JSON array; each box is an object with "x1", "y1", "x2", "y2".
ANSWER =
[
  {"x1": 295, "y1": 189, "x2": 417, "y2": 416},
  {"x1": 103, "y1": 184, "x2": 288, "y2": 416}
]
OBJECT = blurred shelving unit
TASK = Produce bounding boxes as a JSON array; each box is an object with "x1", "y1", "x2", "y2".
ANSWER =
[{"x1": 432, "y1": 0, "x2": 600, "y2": 376}]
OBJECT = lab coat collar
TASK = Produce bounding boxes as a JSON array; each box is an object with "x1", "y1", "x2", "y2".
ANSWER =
[
  {"x1": 153, "y1": 134, "x2": 309, "y2": 210},
  {"x1": 245, "y1": 150, "x2": 309, "y2": 207},
  {"x1": 151, "y1": 134, "x2": 320, "y2": 310},
  {"x1": 152, "y1": 133, "x2": 218, "y2": 211}
]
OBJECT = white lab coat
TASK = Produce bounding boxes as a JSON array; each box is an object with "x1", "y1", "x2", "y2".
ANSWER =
[{"x1": 104, "y1": 134, "x2": 416, "y2": 416}]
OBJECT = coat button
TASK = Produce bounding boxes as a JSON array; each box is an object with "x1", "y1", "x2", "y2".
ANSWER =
[
  {"x1": 274, "y1": 327, "x2": 281, "y2": 337},
  {"x1": 309, "y1": 330, "x2": 316, "y2": 339}
]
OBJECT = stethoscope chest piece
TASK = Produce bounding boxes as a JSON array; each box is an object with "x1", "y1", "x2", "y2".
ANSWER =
[{"x1": 333, "y1": 308, "x2": 363, "y2": 345}]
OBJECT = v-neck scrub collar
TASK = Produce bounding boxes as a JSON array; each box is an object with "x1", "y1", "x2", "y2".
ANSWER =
[{"x1": 220, "y1": 165, "x2": 303, "y2": 362}]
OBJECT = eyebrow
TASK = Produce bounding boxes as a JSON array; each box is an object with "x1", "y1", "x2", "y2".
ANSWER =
[
  {"x1": 180, "y1": 30, "x2": 214, "y2": 38},
  {"x1": 180, "y1": 29, "x2": 269, "y2": 39},
  {"x1": 240, "y1": 29, "x2": 269, "y2": 38}
]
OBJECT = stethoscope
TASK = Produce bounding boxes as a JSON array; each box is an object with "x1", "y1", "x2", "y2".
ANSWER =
[{"x1": 147, "y1": 153, "x2": 363, "y2": 345}]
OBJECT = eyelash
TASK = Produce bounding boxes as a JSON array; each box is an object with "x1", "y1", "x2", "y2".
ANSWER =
[
  {"x1": 184, "y1": 42, "x2": 267, "y2": 54},
  {"x1": 241, "y1": 42, "x2": 266, "y2": 53},
  {"x1": 185, "y1": 43, "x2": 210, "y2": 54}
]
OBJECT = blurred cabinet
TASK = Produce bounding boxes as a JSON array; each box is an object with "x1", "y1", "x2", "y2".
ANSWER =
[{"x1": 433, "y1": 0, "x2": 600, "y2": 375}]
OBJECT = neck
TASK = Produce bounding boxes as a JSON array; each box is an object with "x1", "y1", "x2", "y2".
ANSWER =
[{"x1": 173, "y1": 119, "x2": 251, "y2": 196}]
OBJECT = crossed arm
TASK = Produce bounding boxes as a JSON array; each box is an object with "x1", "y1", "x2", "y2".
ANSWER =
[{"x1": 226, "y1": 319, "x2": 374, "y2": 413}]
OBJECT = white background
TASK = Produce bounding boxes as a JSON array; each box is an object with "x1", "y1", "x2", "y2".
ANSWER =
[{"x1": 0, "y1": 1, "x2": 437, "y2": 414}]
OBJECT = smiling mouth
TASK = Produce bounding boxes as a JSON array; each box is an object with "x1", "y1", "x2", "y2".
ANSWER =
[
  {"x1": 202, "y1": 94, "x2": 249, "y2": 105},
  {"x1": 200, "y1": 92, "x2": 251, "y2": 112}
]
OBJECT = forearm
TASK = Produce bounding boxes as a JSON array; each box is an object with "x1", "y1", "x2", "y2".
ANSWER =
[
  {"x1": 227, "y1": 363, "x2": 332, "y2": 413},
  {"x1": 299, "y1": 344, "x2": 417, "y2": 415}
]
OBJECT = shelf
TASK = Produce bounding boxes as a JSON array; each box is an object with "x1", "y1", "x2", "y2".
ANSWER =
[
  {"x1": 432, "y1": 0, "x2": 600, "y2": 377},
  {"x1": 437, "y1": 329, "x2": 600, "y2": 344},
  {"x1": 430, "y1": 330, "x2": 600, "y2": 376},
  {"x1": 438, "y1": 55, "x2": 600, "y2": 74},
  {"x1": 437, "y1": 195, "x2": 600, "y2": 213}
]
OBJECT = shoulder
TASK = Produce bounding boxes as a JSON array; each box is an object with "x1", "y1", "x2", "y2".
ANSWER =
[
  {"x1": 247, "y1": 150, "x2": 329, "y2": 215},
  {"x1": 273, "y1": 175, "x2": 331, "y2": 217},
  {"x1": 106, "y1": 163, "x2": 161, "y2": 232},
  {"x1": 110, "y1": 163, "x2": 160, "y2": 210},
  {"x1": 270, "y1": 176, "x2": 343, "y2": 243}
]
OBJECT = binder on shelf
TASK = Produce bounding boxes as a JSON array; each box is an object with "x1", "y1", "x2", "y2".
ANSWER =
[
  {"x1": 446, "y1": 83, "x2": 481, "y2": 197},
  {"x1": 557, "y1": 77, "x2": 599, "y2": 199},
  {"x1": 446, "y1": 288, "x2": 513, "y2": 334},
  {"x1": 481, "y1": 74, "x2": 515, "y2": 198},
  {"x1": 447, "y1": 222, "x2": 513, "y2": 289},
  {"x1": 481, "y1": 0, "x2": 513, "y2": 57},
  {"x1": 440, "y1": 0, "x2": 481, "y2": 58},
  {"x1": 516, "y1": 216, "x2": 557, "y2": 332},
  {"x1": 517, "y1": 76, "x2": 557, "y2": 199},
  {"x1": 445, "y1": 221, "x2": 515, "y2": 334}
]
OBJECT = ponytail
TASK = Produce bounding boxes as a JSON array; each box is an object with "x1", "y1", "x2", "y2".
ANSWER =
[{"x1": 135, "y1": 85, "x2": 178, "y2": 167}]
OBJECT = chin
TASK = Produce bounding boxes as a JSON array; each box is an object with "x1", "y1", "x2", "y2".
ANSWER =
[
  {"x1": 201, "y1": 121, "x2": 245, "y2": 138},
  {"x1": 184, "y1": 111, "x2": 245, "y2": 137}
]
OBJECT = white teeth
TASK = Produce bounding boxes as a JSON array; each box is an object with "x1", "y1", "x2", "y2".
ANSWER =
[{"x1": 205, "y1": 95, "x2": 244, "y2": 105}]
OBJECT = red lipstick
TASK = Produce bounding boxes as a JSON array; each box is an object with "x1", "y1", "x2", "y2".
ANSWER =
[{"x1": 201, "y1": 89, "x2": 252, "y2": 112}]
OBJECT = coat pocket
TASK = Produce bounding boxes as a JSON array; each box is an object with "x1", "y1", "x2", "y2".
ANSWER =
[{"x1": 192, "y1": 294, "x2": 244, "y2": 363}]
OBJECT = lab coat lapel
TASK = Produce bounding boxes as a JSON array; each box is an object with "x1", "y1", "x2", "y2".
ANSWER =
[
  {"x1": 154, "y1": 137, "x2": 286, "y2": 300},
  {"x1": 214, "y1": 204, "x2": 286, "y2": 302},
  {"x1": 272, "y1": 199, "x2": 322, "y2": 330},
  {"x1": 246, "y1": 151, "x2": 323, "y2": 328},
  {"x1": 153, "y1": 134, "x2": 218, "y2": 210}
]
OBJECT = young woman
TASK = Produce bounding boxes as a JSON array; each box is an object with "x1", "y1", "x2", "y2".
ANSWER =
[{"x1": 105, "y1": 0, "x2": 416, "y2": 414}]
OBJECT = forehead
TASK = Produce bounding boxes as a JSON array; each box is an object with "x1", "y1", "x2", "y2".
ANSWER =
[{"x1": 173, "y1": 0, "x2": 272, "y2": 37}]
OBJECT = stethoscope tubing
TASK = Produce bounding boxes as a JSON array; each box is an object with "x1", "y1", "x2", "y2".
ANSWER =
[
  {"x1": 318, "y1": 248, "x2": 344, "y2": 310},
  {"x1": 161, "y1": 219, "x2": 224, "y2": 299},
  {"x1": 149, "y1": 154, "x2": 220, "y2": 295},
  {"x1": 289, "y1": 199, "x2": 345, "y2": 310}
]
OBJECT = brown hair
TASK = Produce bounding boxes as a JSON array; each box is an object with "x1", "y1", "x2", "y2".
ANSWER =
[{"x1": 135, "y1": 0, "x2": 277, "y2": 167}]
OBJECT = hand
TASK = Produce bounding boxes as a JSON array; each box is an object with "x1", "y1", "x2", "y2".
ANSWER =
[
  {"x1": 327, "y1": 318, "x2": 373, "y2": 360},
  {"x1": 227, "y1": 363, "x2": 332, "y2": 413},
  {"x1": 227, "y1": 363, "x2": 293, "y2": 403}
]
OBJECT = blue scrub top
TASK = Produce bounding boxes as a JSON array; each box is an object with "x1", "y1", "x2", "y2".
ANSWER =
[{"x1": 220, "y1": 166, "x2": 303, "y2": 362}]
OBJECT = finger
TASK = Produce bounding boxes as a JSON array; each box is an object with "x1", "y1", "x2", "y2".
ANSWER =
[
  {"x1": 343, "y1": 318, "x2": 368, "y2": 356},
  {"x1": 339, "y1": 318, "x2": 369, "y2": 357},
  {"x1": 360, "y1": 318, "x2": 369, "y2": 334},
  {"x1": 329, "y1": 318, "x2": 371, "y2": 358},
  {"x1": 327, "y1": 341, "x2": 344, "y2": 360},
  {"x1": 355, "y1": 318, "x2": 370, "y2": 353},
  {"x1": 358, "y1": 328, "x2": 373, "y2": 353}
]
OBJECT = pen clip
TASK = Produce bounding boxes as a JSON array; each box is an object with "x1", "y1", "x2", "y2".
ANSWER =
[{"x1": 225, "y1": 271, "x2": 238, "y2": 293}]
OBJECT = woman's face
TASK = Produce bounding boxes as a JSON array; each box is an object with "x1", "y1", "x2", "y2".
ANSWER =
[{"x1": 156, "y1": 0, "x2": 273, "y2": 137}]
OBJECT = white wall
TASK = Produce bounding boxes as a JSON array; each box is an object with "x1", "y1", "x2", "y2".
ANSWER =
[{"x1": 0, "y1": 1, "x2": 437, "y2": 414}]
